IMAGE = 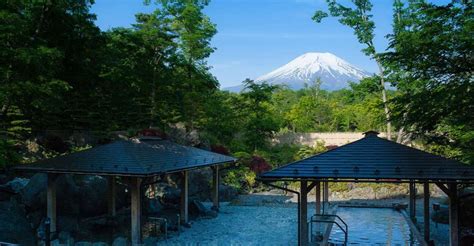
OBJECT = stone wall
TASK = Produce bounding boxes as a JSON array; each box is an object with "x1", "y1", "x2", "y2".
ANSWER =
[{"x1": 272, "y1": 132, "x2": 388, "y2": 147}]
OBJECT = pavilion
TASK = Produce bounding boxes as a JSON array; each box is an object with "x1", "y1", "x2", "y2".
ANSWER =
[
  {"x1": 259, "y1": 131, "x2": 474, "y2": 246},
  {"x1": 15, "y1": 136, "x2": 236, "y2": 245}
]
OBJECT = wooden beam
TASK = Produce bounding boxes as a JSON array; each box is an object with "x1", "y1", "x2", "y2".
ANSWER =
[
  {"x1": 315, "y1": 182, "x2": 321, "y2": 215},
  {"x1": 423, "y1": 182, "x2": 430, "y2": 243},
  {"x1": 307, "y1": 181, "x2": 317, "y2": 191},
  {"x1": 300, "y1": 181, "x2": 309, "y2": 246},
  {"x1": 212, "y1": 166, "x2": 219, "y2": 211},
  {"x1": 130, "y1": 177, "x2": 142, "y2": 245},
  {"x1": 180, "y1": 170, "x2": 189, "y2": 224},
  {"x1": 107, "y1": 176, "x2": 116, "y2": 217},
  {"x1": 47, "y1": 174, "x2": 58, "y2": 234},
  {"x1": 435, "y1": 182, "x2": 450, "y2": 197},
  {"x1": 448, "y1": 183, "x2": 459, "y2": 246}
]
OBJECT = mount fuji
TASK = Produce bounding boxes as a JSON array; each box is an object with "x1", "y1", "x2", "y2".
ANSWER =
[{"x1": 224, "y1": 52, "x2": 372, "y2": 92}]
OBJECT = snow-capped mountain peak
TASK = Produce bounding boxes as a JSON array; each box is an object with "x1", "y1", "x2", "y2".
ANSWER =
[{"x1": 255, "y1": 52, "x2": 371, "y2": 90}]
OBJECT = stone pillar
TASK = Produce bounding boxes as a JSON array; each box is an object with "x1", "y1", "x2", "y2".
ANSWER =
[
  {"x1": 130, "y1": 177, "x2": 142, "y2": 245},
  {"x1": 423, "y1": 182, "x2": 430, "y2": 243},
  {"x1": 47, "y1": 174, "x2": 58, "y2": 234},
  {"x1": 212, "y1": 166, "x2": 219, "y2": 211},
  {"x1": 180, "y1": 171, "x2": 189, "y2": 224},
  {"x1": 448, "y1": 183, "x2": 459, "y2": 246},
  {"x1": 108, "y1": 176, "x2": 116, "y2": 217},
  {"x1": 300, "y1": 181, "x2": 309, "y2": 246}
]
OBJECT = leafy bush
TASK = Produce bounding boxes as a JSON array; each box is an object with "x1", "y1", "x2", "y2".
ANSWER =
[{"x1": 0, "y1": 139, "x2": 20, "y2": 169}]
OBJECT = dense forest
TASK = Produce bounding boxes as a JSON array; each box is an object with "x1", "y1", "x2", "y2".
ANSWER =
[{"x1": 1, "y1": 0, "x2": 473, "y2": 174}]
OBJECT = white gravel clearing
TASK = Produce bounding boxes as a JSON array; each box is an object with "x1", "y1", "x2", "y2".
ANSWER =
[{"x1": 159, "y1": 204, "x2": 304, "y2": 246}]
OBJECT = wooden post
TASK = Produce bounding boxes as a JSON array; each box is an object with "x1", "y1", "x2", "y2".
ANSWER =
[
  {"x1": 448, "y1": 183, "x2": 459, "y2": 246},
  {"x1": 323, "y1": 181, "x2": 329, "y2": 214},
  {"x1": 108, "y1": 176, "x2": 116, "y2": 217},
  {"x1": 423, "y1": 182, "x2": 430, "y2": 243},
  {"x1": 130, "y1": 177, "x2": 142, "y2": 245},
  {"x1": 409, "y1": 182, "x2": 416, "y2": 222},
  {"x1": 300, "y1": 181, "x2": 309, "y2": 246},
  {"x1": 47, "y1": 174, "x2": 58, "y2": 234},
  {"x1": 212, "y1": 166, "x2": 219, "y2": 211},
  {"x1": 180, "y1": 170, "x2": 189, "y2": 224},
  {"x1": 315, "y1": 181, "x2": 321, "y2": 215}
]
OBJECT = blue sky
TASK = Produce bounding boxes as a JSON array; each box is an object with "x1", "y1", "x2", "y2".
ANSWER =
[{"x1": 91, "y1": 0, "x2": 397, "y2": 88}]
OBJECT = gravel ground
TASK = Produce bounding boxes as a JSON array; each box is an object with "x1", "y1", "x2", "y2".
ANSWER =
[{"x1": 157, "y1": 193, "x2": 451, "y2": 246}]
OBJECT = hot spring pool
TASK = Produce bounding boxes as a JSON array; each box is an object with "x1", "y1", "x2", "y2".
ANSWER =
[{"x1": 329, "y1": 207, "x2": 420, "y2": 245}]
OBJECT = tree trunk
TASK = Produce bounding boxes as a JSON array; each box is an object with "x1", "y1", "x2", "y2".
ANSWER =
[{"x1": 375, "y1": 59, "x2": 391, "y2": 140}]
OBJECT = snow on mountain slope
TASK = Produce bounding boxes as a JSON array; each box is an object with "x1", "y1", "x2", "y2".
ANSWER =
[{"x1": 255, "y1": 52, "x2": 372, "y2": 91}]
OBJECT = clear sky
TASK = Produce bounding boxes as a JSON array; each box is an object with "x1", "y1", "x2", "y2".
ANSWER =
[{"x1": 91, "y1": 0, "x2": 399, "y2": 88}]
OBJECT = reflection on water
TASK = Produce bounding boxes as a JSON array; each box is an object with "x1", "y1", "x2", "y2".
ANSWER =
[{"x1": 329, "y1": 207, "x2": 420, "y2": 245}]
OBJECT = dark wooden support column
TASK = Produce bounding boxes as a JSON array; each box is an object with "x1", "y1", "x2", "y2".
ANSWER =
[
  {"x1": 299, "y1": 181, "x2": 309, "y2": 246},
  {"x1": 212, "y1": 166, "x2": 219, "y2": 211},
  {"x1": 180, "y1": 170, "x2": 189, "y2": 224},
  {"x1": 108, "y1": 176, "x2": 116, "y2": 217},
  {"x1": 409, "y1": 182, "x2": 416, "y2": 222},
  {"x1": 423, "y1": 182, "x2": 430, "y2": 243},
  {"x1": 47, "y1": 174, "x2": 58, "y2": 234},
  {"x1": 448, "y1": 183, "x2": 459, "y2": 246},
  {"x1": 130, "y1": 177, "x2": 142, "y2": 245},
  {"x1": 322, "y1": 181, "x2": 329, "y2": 214},
  {"x1": 315, "y1": 181, "x2": 321, "y2": 215}
]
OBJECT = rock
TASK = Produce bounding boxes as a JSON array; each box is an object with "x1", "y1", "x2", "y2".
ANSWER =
[
  {"x1": 77, "y1": 176, "x2": 107, "y2": 217},
  {"x1": 219, "y1": 185, "x2": 238, "y2": 202},
  {"x1": 188, "y1": 170, "x2": 211, "y2": 200},
  {"x1": 75, "y1": 242, "x2": 92, "y2": 246},
  {"x1": 0, "y1": 199, "x2": 35, "y2": 245},
  {"x1": 20, "y1": 174, "x2": 80, "y2": 215},
  {"x1": 189, "y1": 200, "x2": 208, "y2": 216},
  {"x1": 145, "y1": 197, "x2": 163, "y2": 214},
  {"x1": 58, "y1": 231, "x2": 75, "y2": 246},
  {"x1": 58, "y1": 216, "x2": 80, "y2": 233},
  {"x1": 91, "y1": 242, "x2": 108, "y2": 246},
  {"x1": 143, "y1": 237, "x2": 159, "y2": 246},
  {"x1": 0, "y1": 174, "x2": 8, "y2": 184},
  {"x1": 112, "y1": 237, "x2": 129, "y2": 246},
  {"x1": 154, "y1": 183, "x2": 180, "y2": 205},
  {"x1": 6, "y1": 177, "x2": 29, "y2": 193}
]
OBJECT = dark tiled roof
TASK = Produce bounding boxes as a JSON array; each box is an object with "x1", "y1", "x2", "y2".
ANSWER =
[
  {"x1": 15, "y1": 138, "x2": 236, "y2": 176},
  {"x1": 260, "y1": 133, "x2": 474, "y2": 182}
]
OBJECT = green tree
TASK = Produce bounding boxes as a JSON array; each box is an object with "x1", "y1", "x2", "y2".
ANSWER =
[
  {"x1": 382, "y1": 1, "x2": 474, "y2": 163},
  {"x1": 313, "y1": 0, "x2": 393, "y2": 139},
  {"x1": 240, "y1": 79, "x2": 279, "y2": 151}
]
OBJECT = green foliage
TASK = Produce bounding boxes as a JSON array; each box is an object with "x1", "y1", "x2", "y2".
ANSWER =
[
  {"x1": 295, "y1": 141, "x2": 327, "y2": 160},
  {"x1": 0, "y1": 139, "x2": 20, "y2": 169},
  {"x1": 382, "y1": 1, "x2": 474, "y2": 164}
]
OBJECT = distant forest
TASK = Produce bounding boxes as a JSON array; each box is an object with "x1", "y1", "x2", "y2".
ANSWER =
[{"x1": 1, "y1": 0, "x2": 472, "y2": 168}]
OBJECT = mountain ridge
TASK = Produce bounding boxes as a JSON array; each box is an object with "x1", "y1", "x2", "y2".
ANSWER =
[{"x1": 223, "y1": 52, "x2": 372, "y2": 92}]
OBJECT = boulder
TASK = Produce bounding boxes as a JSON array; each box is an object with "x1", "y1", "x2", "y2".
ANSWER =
[
  {"x1": 91, "y1": 242, "x2": 108, "y2": 246},
  {"x1": 143, "y1": 237, "x2": 159, "y2": 246},
  {"x1": 112, "y1": 237, "x2": 129, "y2": 246},
  {"x1": 188, "y1": 170, "x2": 211, "y2": 200},
  {"x1": 77, "y1": 176, "x2": 108, "y2": 217},
  {"x1": 6, "y1": 177, "x2": 29, "y2": 193},
  {"x1": 189, "y1": 200, "x2": 208, "y2": 216},
  {"x1": 0, "y1": 199, "x2": 36, "y2": 245},
  {"x1": 154, "y1": 183, "x2": 180, "y2": 206},
  {"x1": 145, "y1": 197, "x2": 163, "y2": 214},
  {"x1": 219, "y1": 184, "x2": 238, "y2": 202},
  {"x1": 74, "y1": 242, "x2": 92, "y2": 246},
  {"x1": 20, "y1": 174, "x2": 80, "y2": 215}
]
